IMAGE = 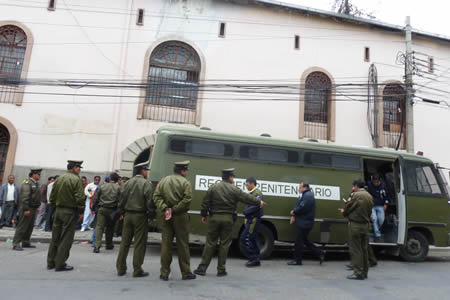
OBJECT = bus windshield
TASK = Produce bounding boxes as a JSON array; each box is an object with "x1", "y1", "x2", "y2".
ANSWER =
[{"x1": 438, "y1": 167, "x2": 450, "y2": 202}]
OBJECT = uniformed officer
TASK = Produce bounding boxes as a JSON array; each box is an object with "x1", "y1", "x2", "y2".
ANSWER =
[
  {"x1": 47, "y1": 160, "x2": 85, "y2": 271},
  {"x1": 339, "y1": 179, "x2": 374, "y2": 280},
  {"x1": 116, "y1": 161, "x2": 155, "y2": 278},
  {"x1": 240, "y1": 177, "x2": 264, "y2": 267},
  {"x1": 114, "y1": 176, "x2": 129, "y2": 237},
  {"x1": 194, "y1": 168, "x2": 265, "y2": 277},
  {"x1": 12, "y1": 168, "x2": 42, "y2": 251},
  {"x1": 153, "y1": 161, "x2": 196, "y2": 281},
  {"x1": 93, "y1": 172, "x2": 121, "y2": 253}
]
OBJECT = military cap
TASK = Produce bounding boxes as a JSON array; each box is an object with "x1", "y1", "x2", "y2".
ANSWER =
[
  {"x1": 222, "y1": 168, "x2": 235, "y2": 176},
  {"x1": 134, "y1": 161, "x2": 150, "y2": 170},
  {"x1": 67, "y1": 160, "x2": 83, "y2": 168},
  {"x1": 30, "y1": 168, "x2": 42, "y2": 174},
  {"x1": 174, "y1": 160, "x2": 190, "y2": 170}
]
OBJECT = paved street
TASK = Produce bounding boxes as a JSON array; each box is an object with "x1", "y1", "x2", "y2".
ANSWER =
[{"x1": 1, "y1": 233, "x2": 450, "y2": 300}]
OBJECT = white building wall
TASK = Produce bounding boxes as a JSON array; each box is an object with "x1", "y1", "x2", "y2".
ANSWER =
[{"x1": 0, "y1": 0, "x2": 449, "y2": 180}]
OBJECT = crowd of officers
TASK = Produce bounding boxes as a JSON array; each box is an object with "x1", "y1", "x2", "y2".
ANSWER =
[{"x1": 8, "y1": 159, "x2": 376, "y2": 281}]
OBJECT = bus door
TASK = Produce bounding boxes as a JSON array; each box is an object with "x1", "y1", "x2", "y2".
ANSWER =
[{"x1": 394, "y1": 157, "x2": 408, "y2": 245}]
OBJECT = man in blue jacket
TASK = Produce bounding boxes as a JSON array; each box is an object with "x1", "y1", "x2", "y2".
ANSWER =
[
  {"x1": 240, "y1": 177, "x2": 264, "y2": 267},
  {"x1": 0, "y1": 175, "x2": 19, "y2": 228},
  {"x1": 288, "y1": 182, "x2": 325, "y2": 265}
]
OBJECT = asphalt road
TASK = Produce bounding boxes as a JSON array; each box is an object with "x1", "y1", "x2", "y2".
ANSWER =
[{"x1": 0, "y1": 241, "x2": 449, "y2": 300}]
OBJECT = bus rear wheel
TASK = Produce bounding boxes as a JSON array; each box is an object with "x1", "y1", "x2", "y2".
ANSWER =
[
  {"x1": 239, "y1": 223, "x2": 275, "y2": 260},
  {"x1": 399, "y1": 230, "x2": 429, "y2": 262}
]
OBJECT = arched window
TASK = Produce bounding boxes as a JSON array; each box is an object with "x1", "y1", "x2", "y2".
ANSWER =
[
  {"x1": 0, "y1": 123, "x2": 10, "y2": 184},
  {"x1": 0, "y1": 25, "x2": 27, "y2": 81},
  {"x1": 382, "y1": 84, "x2": 406, "y2": 149},
  {"x1": 143, "y1": 41, "x2": 201, "y2": 124},
  {"x1": 304, "y1": 71, "x2": 331, "y2": 140}
]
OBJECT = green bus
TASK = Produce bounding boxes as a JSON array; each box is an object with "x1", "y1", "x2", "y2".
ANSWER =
[{"x1": 148, "y1": 126, "x2": 450, "y2": 262}]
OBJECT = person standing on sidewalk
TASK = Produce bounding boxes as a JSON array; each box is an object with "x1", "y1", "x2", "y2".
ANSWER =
[
  {"x1": 12, "y1": 169, "x2": 42, "y2": 250},
  {"x1": 44, "y1": 175, "x2": 59, "y2": 232},
  {"x1": 81, "y1": 176, "x2": 100, "y2": 231},
  {"x1": 93, "y1": 173, "x2": 121, "y2": 253},
  {"x1": 116, "y1": 161, "x2": 154, "y2": 278},
  {"x1": 339, "y1": 179, "x2": 373, "y2": 280},
  {"x1": 153, "y1": 161, "x2": 196, "y2": 281},
  {"x1": 194, "y1": 168, "x2": 264, "y2": 277},
  {"x1": 0, "y1": 175, "x2": 19, "y2": 228},
  {"x1": 46, "y1": 161, "x2": 85, "y2": 272},
  {"x1": 35, "y1": 177, "x2": 54, "y2": 230},
  {"x1": 240, "y1": 177, "x2": 264, "y2": 267}
]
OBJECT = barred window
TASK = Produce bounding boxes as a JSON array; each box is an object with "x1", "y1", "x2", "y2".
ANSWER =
[
  {"x1": 382, "y1": 84, "x2": 406, "y2": 149},
  {"x1": 304, "y1": 72, "x2": 331, "y2": 140},
  {"x1": 144, "y1": 41, "x2": 200, "y2": 124},
  {"x1": 0, "y1": 25, "x2": 27, "y2": 82}
]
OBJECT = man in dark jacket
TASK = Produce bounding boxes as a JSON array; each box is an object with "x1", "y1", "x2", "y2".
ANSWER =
[
  {"x1": 288, "y1": 182, "x2": 325, "y2": 266},
  {"x1": 240, "y1": 177, "x2": 264, "y2": 267},
  {"x1": 367, "y1": 175, "x2": 388, "y2": 240},
  {"x1": 0, "y1": 175, "x2": 19, "y2": 228}
]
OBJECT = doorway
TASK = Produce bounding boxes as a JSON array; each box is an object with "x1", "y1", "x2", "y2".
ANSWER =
[
  {"x1": 132, "y1": 146, "x2": 153, "y2": 176},
  {"x1": 0, "y1": 123, "x2": 10, "y2": 185},
  {"x1": 363, "y1": 159, "x2": 399, "y2": 244}
]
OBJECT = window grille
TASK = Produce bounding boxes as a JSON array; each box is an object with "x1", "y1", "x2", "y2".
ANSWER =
[
  {"x1": 304, "y1": 72, "x2": 331, "y2": 140},
  {"x1": 0, "y1": 25, "x2": 27, "y2": 104},
  {"x1": 143, "y1": 41, "x2": 201, "y2": 124},
  {"x1": 382, "y1": 84, "x2": 406, "y2": 149}
]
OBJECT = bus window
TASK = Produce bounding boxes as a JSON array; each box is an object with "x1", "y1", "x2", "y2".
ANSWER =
[
  {"x1": 304, "y1": 152, "x2": 332, "y2": 167},
  {"x1": 332, "y1": 154, "x2": 361, "y2": 170},
  {"x1": 405, "y1": 161, "x2": 442, "y2": 195},
  {"x1": 169, "y1": 138, "x2": 233, "y2": 157},
  {"x1": 239, "y1": 146, "x2": 298, "y2": 163}
]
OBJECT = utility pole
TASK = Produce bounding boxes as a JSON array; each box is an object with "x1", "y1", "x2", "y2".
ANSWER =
[{"x1": 405, "y1": 16, "x2": 414, "y2": 153}]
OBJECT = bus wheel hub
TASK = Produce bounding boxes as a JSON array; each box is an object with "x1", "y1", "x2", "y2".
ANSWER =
[{"x1": 407, "y1": 239, "x2": 421, "y2": 254}]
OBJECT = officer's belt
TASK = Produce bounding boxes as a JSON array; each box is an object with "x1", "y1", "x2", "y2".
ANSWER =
[
  {"x1": 100, "y1": 206, "x2": 117, "y2": 209},
  {"x1": 125, "y1": 210, "x2": 146, "y2": 214},
  {"x1": 348, "y1": 220, "x2": 369, "y2": 224},
  {"x1": 57, "y1": 206, "x2": 78, "y2": 211}
]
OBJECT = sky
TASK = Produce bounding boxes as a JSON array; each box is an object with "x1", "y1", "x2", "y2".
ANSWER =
[{"x1": 281, "y1": 0, "x2": 450, "y2": 37}]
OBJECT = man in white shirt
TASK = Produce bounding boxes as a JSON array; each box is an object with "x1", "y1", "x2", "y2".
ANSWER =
[
  {"x1": 81, "y1": 176, "x2": 100, "y2": 231},
  {"x1": 44, "y1": 175, "x2": 59, "y2": 232},
  {"x1": 0, "y1": 175, "x2": 20, "y2": 228}
]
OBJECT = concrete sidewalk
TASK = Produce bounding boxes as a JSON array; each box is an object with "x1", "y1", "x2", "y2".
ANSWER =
[{"x1": 0, "y1": 227, "x2": 206, "y2": 245}]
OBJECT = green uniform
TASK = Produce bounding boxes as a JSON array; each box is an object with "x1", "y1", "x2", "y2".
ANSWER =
[
  {"x1": 153, "y1": 174, "x2": 193, "y2": 277},
  {"x1": 196, "y1": 181, "x2": 261, "y2": 274},
  {"x1": 13, "y1": 178, "x2": 41, "y2": 247},
  {"x1": 46, "y1": 172, "x2": 85, "y2": 269},
  {"x1": 116, "y1": 175, "x2": 154, "y2": 276},
  {"x1": 343, "y1": 188, "x2": 373, "y2": 278},
  {"x1": 93, "y1": 182, "x2": 121, "y2": 249}
]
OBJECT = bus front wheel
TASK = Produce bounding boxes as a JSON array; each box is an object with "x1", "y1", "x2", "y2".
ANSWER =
[
  {"x1": 238, "y1": 223, "x2": 275, "y2": 260},
  {"x1": 399, "y1": 230, "x2": 429, "y2": 262}
]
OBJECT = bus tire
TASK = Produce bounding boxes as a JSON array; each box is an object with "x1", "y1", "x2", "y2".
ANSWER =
[
  {"x1": 399, "y1": 230, "x2": 429, "y2": 262},
  {"x1": 238, "y1": 223, "x2": 275, "y2": 260}
]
